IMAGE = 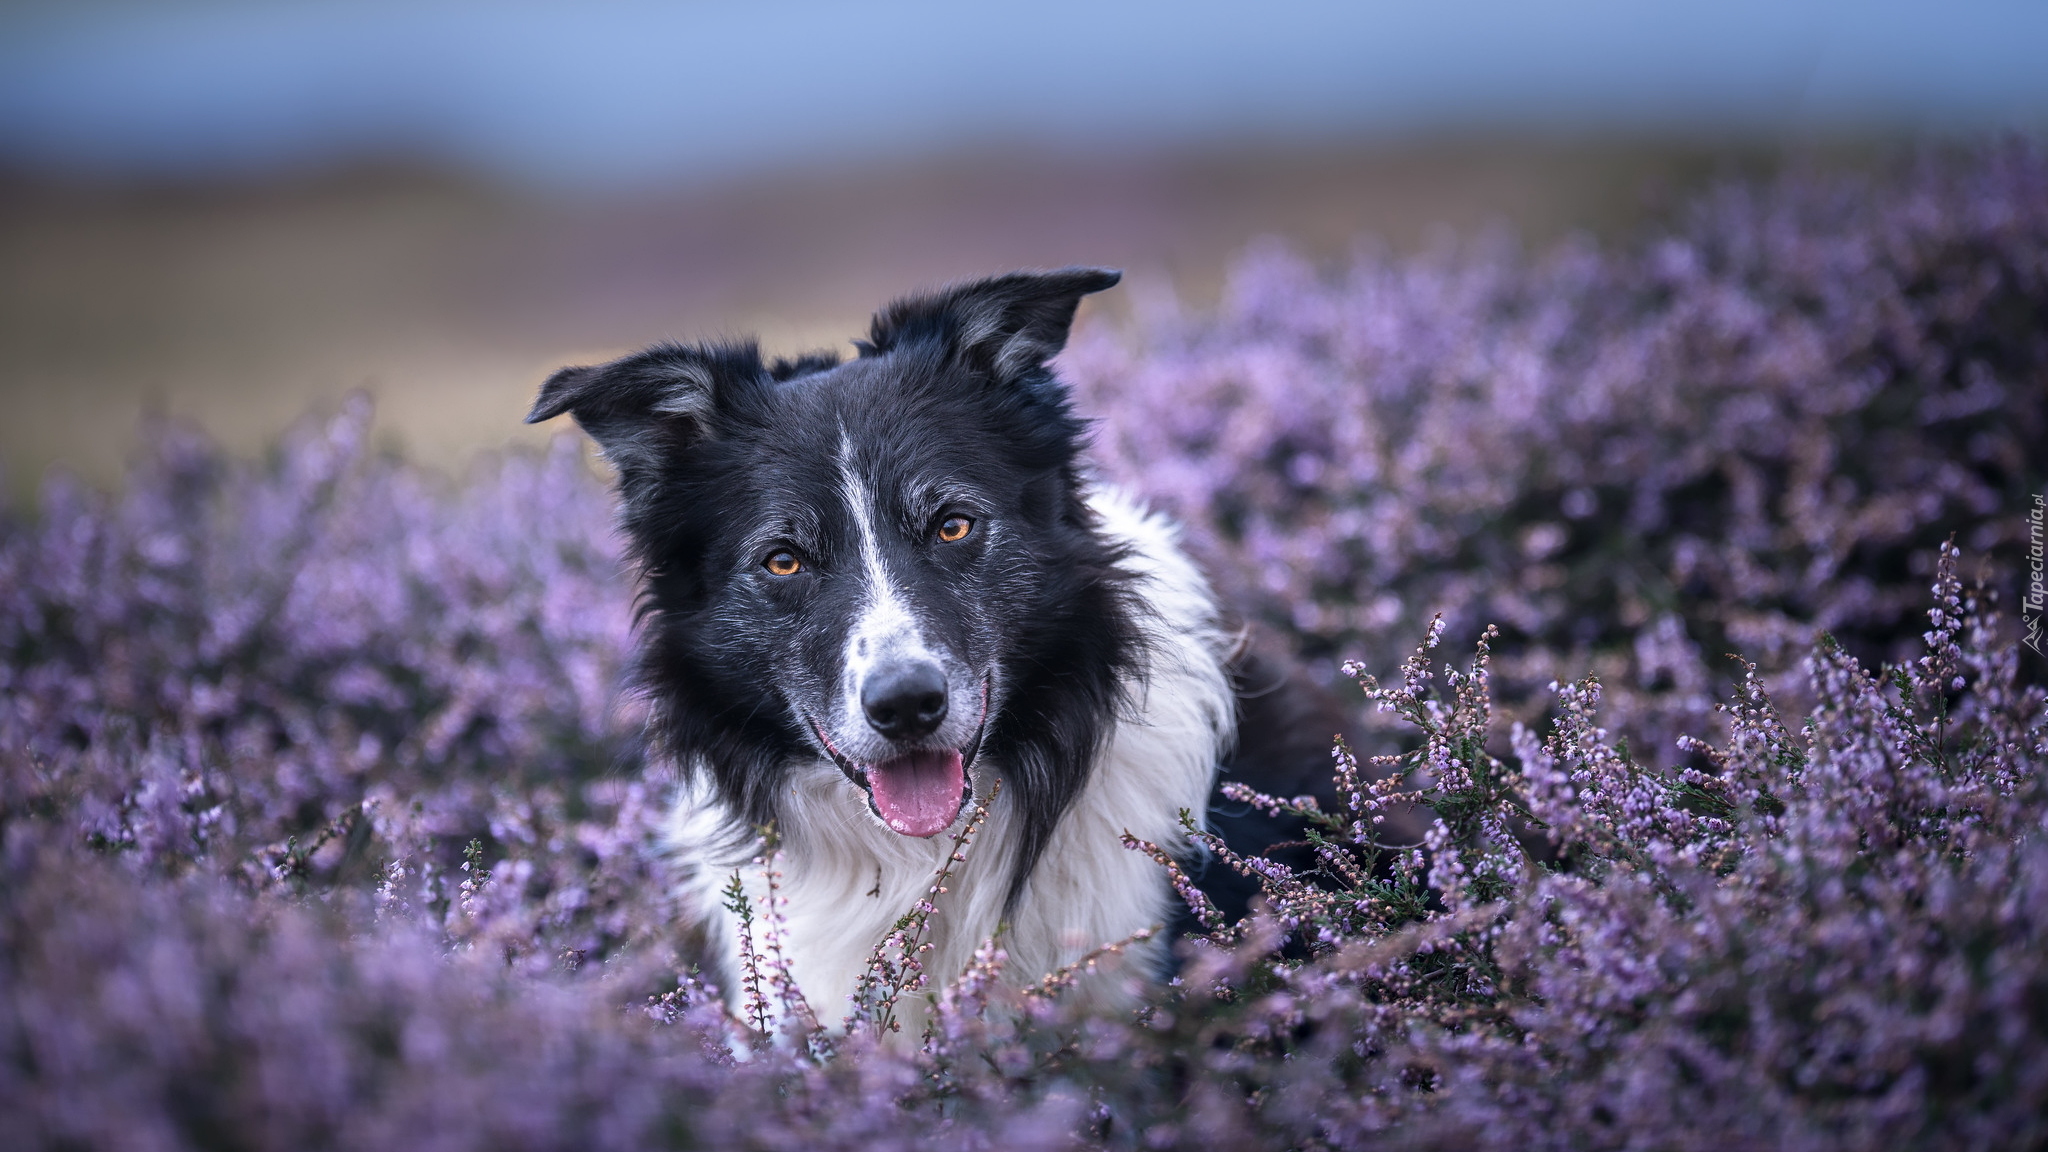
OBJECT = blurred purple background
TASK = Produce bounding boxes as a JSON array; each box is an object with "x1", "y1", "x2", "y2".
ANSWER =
[{"x1": 2, "y1": 0, "x2": 2044, "y2": 500}]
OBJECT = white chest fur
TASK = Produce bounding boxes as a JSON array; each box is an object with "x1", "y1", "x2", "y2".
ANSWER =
[{"x1": 664, "y1": 489, "x2": 1235, "y2": 1025}]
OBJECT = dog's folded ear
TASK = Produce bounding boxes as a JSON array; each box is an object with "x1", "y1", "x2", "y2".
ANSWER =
[
  {"x1": 526, "y1": 342, "x2": 757, "y2": 474},
  {"x1": 861, "y1": 267, "x2": 1121, "y2": 384}
]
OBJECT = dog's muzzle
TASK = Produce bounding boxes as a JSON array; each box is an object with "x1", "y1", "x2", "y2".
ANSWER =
[{"x1": 808, "y1": 677, "x2": 991, "y2": 838}]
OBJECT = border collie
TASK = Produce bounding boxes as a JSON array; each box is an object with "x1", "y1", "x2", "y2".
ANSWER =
[{"x1": 527, "y1": 268, "x2": 1344, "y2": 1021}]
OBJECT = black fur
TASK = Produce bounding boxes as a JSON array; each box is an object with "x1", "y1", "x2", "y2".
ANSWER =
[{"x1": 529, "y1": 268, "x2": 1138, "y2": 909}]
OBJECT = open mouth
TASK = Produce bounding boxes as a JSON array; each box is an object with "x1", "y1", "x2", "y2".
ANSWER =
[{"x1": 809, "y1": 679, "x2": 990, "y2": 838}]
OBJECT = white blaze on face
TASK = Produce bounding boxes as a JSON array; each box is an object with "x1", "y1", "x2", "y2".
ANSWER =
[{"x1": 837, "y1": 436, "x2": 933, "y2": 739}]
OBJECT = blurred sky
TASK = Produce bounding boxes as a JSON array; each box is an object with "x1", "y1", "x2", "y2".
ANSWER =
[{"x1": 3, "y1": 0, "x2": 2046, "y2": 187}]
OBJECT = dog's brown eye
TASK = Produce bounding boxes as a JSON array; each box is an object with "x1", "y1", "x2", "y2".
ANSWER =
[
  {"x1": 937, "y1": 516, "x2": 973, "y2": 543},
  {"x1": 764, "y1": 551, "x2": 802, "y2": 576}
]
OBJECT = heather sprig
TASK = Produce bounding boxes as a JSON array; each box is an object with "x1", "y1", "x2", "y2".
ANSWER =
[
  {"x1": 1022, "y1": 925, "x2": 1160, "y2": 1004},
  {"x1": 845, "y1": 778, "x2": 1000, "y2": 1038},
  {"x1": 720, "y1": 869, "x2": 777, "y2": 1043},
  {"x1": 1122, "y1": 824, "x2": 1226, "y2": 933},
  {"x1": 718, "y1": 827, "x2": 832, "y2": 1058}
]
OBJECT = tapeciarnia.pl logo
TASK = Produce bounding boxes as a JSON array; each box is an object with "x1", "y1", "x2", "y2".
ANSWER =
[{"x1": 2026, "y1": 493, "x2": 2045, "y2": 657}]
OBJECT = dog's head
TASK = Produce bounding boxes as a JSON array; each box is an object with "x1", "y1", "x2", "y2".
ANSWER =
[{"x1": 529, "y1": 269, "x2": 1136, "y2": 891}]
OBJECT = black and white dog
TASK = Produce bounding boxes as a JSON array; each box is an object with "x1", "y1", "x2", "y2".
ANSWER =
[{"x1": 528, "y1": 269, "x2": 1344, "y2": 1018}]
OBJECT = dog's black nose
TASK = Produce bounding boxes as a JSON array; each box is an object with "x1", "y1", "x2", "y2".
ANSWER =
[{"x1": 862, "y1": 661, "x2": 949, "y2": 739}]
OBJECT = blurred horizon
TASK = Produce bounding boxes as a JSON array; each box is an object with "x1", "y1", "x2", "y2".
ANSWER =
[
  {"x1": 4, "y1": 0, "x2": 2045, "y2": 188},
  {"x1": 3, "y1": 0, "x2": 2044, "y2": 504}
]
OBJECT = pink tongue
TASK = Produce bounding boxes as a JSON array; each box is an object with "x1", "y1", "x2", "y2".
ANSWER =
[{"x1": 867, "y1": 750, "x2": 965, "y2": 838}]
